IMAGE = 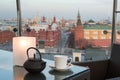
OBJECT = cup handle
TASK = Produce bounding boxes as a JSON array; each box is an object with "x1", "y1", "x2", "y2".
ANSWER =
[{"x1": 67, "y1": 57, "x2": 72, "y2": 64}]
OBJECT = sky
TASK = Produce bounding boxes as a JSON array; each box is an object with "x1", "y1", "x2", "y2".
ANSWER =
[{"x1": 0, "y1": 0, "x2": 119, "y2": 21}]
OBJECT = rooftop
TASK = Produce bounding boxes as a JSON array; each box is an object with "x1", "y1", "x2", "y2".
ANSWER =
[{"x1": 83, "y1": 25, "x2": 120, "y2": 30}]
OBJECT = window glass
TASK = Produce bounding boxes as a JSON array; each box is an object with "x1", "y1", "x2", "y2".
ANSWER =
[
  {"x1": 0, "y1": 0, "x2": 16, "y2": 51},
  {"x1": 0, "y1": 0, "x2": 115, "y2": 61},
  {"x1": 116, "y1": 13, "x2": 120, "y2": 44},
  {"x1": 116, "y1": 0, "x2": 120, "y2": 44}
]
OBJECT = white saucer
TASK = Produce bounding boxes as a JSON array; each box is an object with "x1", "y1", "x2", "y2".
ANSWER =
[{"x1": 49, "y1": 64, "x2": 72, "y2": 71}]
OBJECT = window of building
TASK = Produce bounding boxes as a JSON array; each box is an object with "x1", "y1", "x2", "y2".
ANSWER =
[
  {"x1": 84, "y1": 31, "x2": 89, "y2": 35},
  {"x1": 101, "y1": 36, "x2": 106, "y2": 39},
  {"x1": 93, "y1": 31, "x2": 98, "y2": 35},
  {"x1": 85, "y1": 36, "x2": 90, "y2": 39},
  {"x1": 93, "y1": 36, "x2": 98, "y2": 39}
]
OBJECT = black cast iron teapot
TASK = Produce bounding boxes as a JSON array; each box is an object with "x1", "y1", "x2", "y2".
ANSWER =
[{"x1": 23, "y1": 47, "x2": 46, "y2": 73}]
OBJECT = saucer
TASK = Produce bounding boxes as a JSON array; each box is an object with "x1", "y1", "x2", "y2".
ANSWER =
[{"x1": 49, "y1": 64, "x2": 72, "y2": 71}]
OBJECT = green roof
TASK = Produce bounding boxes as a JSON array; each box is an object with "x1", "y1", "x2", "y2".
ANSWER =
[
  {"x1": 83, "y1": 25, "x2": 120, "y2": 30},
  {"x1": 83, "y1": 25, "x2": 112, "y2": 30}
]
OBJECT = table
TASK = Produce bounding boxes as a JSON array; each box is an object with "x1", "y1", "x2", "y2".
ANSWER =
[
  {"x1": 0, "y1": 50, "x2": 90, "y2": 80},
  {"x1": 106, "y1": 77, "x2": 120, "y2": 80}
]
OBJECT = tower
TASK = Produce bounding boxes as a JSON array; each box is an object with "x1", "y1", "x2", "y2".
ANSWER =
[
  {"x1": 41, "y1": 16, "x2": 46, "y2": 22},
  {"x1": 53, "y1": 16, "x2": 56, "y2": 23},
  {"x1": 76, "y1": 10, "x2": 82, "y2": 26},
  {"x1": 74, "y1": 10, "x2": 85, "y2": 49}
]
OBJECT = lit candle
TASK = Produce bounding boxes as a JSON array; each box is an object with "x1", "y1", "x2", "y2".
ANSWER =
[{"x1": 13, "y1": 37, "x2": 36, "y2": 66}]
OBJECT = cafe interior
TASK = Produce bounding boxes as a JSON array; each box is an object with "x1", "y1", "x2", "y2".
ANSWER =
[{"x1": 0, "y1": 0, "x2": 120, "y2": 80}]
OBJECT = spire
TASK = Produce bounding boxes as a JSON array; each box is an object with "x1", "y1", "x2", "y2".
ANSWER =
[
  {"x1": 77, "y1": 10, "x2": 82, "y2": 26},
  {"x1": 53, "y1": 16, "x2": 56, "y2": 23},
  {"x1": 41, "y1": 16, "x2": 46, "y2": 22},
  {"x1": 78, "y1": 10, "x2": 80, "y2": 18}
]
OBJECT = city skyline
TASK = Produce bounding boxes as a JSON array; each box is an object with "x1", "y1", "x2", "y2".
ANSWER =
[{"x1": 0, "y1": 0, "x2": 120, "y2": 21}]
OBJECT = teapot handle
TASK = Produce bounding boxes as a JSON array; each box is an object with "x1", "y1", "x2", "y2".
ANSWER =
[{"x1": 26, "y1": 47, "x2": 42, "y2": 60}]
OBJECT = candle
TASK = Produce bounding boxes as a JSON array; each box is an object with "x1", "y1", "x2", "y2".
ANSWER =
[{"x1": 13, "y1": 37, "x2": 36, "y2": 66}]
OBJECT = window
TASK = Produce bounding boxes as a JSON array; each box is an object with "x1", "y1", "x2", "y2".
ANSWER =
[
  {"x1": 101, "y1": 36, "x2": 106, "y2": 39},
  {"x1": 0, "y1": 0, "x2": 16, "y2": 51},
  {"x1": 0, "y1": 0, "x2": 117, "y2": 61},
  {"x1": 93, "y1": 31, "x2": 98, "y2": 35},
  {"x1": 84, "y1": 31, "x2": 89, "y2": 35},
  {"x1": 114, "y1": 0, "x2": 120, "y2": 44},
  {"x1": 93, "y1": 36, "x2": 98, "y2": 39}
]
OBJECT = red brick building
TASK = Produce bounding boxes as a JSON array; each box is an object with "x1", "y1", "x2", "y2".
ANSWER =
[
  {"x1": 23, "y1": 17, "x2": 61, "y2": 48},
  {"x1": 68, "y1": 11, "x2": 86, "y2": 49},
  {"x1": 0, "y1": 30, "x2": 15, "y2": 43},
  {"x1": 74, "y1": 11, "x2": 84, "y2": 48},
  {"x1": 69, "y1": 11, "x2": 113, "y2": 49}
]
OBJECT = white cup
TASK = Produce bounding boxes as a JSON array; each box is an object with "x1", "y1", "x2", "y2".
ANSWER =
[{"x1": 54, "y1": 55, "x2": 69, "y2": 69}]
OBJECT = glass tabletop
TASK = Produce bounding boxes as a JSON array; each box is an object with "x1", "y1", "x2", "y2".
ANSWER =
[
  {"x1": 0, "y1": 50, "x2": 13, "y2": 80},
  {"x1": 0, "y1": 50, "x2": 89, "y2": 80}
]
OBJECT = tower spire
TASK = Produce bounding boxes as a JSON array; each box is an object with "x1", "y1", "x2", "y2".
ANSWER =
[
  {"x1": 53, "y1": 16, "x2": 56, "y2": 23},
  {"x1": 77, "y1": 10, "x2": 82, "y2": 26}
]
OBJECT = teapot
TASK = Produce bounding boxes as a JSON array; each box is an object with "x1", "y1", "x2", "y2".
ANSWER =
[{"x1": 23, "y1": 47, "x2": 46, "y2": 73}]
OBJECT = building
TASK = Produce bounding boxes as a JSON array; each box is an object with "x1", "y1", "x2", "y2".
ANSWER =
[
  {"x1": 0, "y1": 30, "x2": 15, "y2": 43},
  {"x1": 74, "y1": 11, "x2": 84, "y2": 49},
  {"x1": 23, "y1": 16, "x2": 61, "y2": 48},
  {"x1": 69, "y1": 11, "x2": 120, "y2": 49}
]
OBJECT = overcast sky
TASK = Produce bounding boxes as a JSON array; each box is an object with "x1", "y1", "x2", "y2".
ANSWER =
[{"x1": 0, "y1": 0, "x2": 119, "y2": 21}]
